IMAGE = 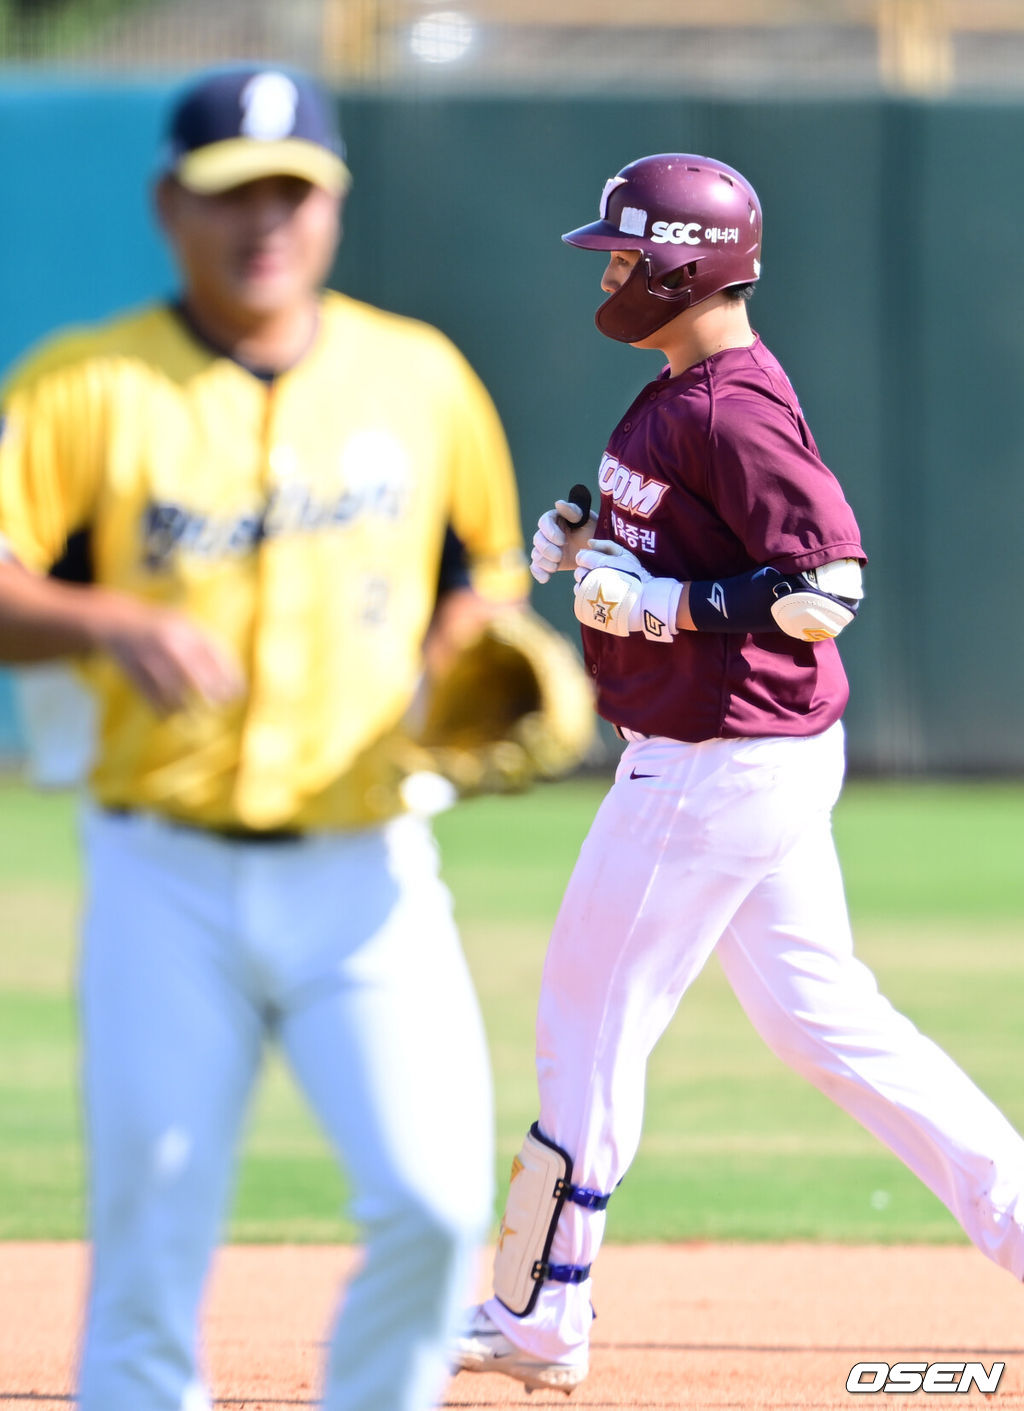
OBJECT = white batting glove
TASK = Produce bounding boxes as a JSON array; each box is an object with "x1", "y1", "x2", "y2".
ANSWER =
[
  {"x1": 573, "y1": 538, "x2": 649, "y2": 586},
  {"x1": 573, "y1": 540, "x2": 681, "y2": 643},
  {"x1": 530, "y1": 500, "x2": 596, "y2": 584}
]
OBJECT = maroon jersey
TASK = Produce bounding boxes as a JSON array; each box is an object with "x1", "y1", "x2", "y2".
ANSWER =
[{"x1": 584, "y1": 337, "x2": 864, "y2": 741}]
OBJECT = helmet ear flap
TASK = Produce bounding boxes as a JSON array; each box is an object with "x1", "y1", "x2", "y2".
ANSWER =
[
  {"x1": 595, "y1": 252, "x2": 695, "y2": 343},
  {"x1": 654, "y1": 260, "x2": 698, "y2": 295}
]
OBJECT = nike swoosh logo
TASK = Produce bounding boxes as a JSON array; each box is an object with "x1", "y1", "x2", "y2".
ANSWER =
[{"x1": 629, "y1": 768, "x2": 658, "y2": 780}]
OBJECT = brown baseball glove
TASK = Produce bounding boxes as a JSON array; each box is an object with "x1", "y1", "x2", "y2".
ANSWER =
[{"x1": 408, "y1": 605, "x2": 596, "y2": 796}]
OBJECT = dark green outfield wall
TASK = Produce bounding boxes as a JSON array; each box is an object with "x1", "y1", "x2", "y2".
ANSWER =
[{"x1": 2, "y1": 83, "x2": 1023, "y2": 772}]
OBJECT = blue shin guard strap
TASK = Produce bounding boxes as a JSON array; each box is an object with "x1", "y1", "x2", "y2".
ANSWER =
[
  {"x1": 534, "y1": 1260, "x2": 592, "y2": 1285},
  {"x1": 556, "y1": 1179, "x2": 611, "y2": 1211}
]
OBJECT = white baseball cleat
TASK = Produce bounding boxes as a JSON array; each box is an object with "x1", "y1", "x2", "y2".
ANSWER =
[{"x1": 450, "y1": 1303, "x2": 588, "y2": 1395}]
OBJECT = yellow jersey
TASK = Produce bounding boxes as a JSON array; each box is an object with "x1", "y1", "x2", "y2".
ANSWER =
[{"x1": 0, "y1": 293, "x2": 528, "y2": 829}]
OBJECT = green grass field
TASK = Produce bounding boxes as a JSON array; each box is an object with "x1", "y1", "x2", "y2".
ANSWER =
[{"x1": 1, "y1": 775, "x2": 1022, "y2": 1246}]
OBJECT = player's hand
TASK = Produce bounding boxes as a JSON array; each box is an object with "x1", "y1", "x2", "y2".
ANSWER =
[
  {"x1": 573, "y1": 538, "x2": 650, "y2": 587},
  {"x1": 530, "y1": 500, "x2": 597, "y2": 584},
  {"x1": 422, "y1": 586, "x2": 502, "y2": 681},
  {"x1": 573, "y1": 541, "x2": 681, "y2": 644},
  {"x1": 90, "y1": 592, "x2": 245, "y2": 716}
]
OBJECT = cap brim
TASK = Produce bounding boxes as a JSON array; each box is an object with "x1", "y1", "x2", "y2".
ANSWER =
[
  {"x1": 562, "y1": 219, "x2": 643, "y2": 250},
  {"x1": 174, "y1": 137, "x2": 350, "y2": 195}
]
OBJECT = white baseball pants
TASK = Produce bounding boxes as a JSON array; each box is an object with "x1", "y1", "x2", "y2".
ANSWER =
[
  {"x1": 486, "y1": 723, "x2": 1024, "y2": 1364},
  {"x1": 76, "y1": 804, "x2": 493, "y2": 1411}
]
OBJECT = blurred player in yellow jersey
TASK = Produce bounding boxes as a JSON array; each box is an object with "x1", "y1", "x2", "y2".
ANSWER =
[{"x1": 0, "y1": 66, "x2": 529, "y2": 1411}]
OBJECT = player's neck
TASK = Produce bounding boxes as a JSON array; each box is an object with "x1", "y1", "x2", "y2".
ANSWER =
[
  {"x1": 651, "y1": 296, "x2": 756, "y2": 377},
  {"x1": 180, "y1": 294, "x2": 321, "y2": 375}
]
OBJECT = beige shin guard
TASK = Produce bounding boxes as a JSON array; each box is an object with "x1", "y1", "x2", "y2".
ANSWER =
[{"x1": 493, "y1": 1123, "x2": 577, "y2": 1317}]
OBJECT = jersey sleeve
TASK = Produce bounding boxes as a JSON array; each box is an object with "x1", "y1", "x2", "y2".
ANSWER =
[
  {"x1": 0, "y1": 345, "x2": 105, "y2": 573},
  {"x1": 707, "y1": 392, "x2": 864, "y2": 574},
  {"x1": 435, "y1": 344, "x2": 529, "y2": 603}
]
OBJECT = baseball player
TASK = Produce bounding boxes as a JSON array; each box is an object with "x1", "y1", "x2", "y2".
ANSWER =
[
  {"x1": 0, "y1": 67, "x2": 529, "y2": 1411},
  {"x1": 452, "y1": 154, "x2": 1024, "y2": 1394}
]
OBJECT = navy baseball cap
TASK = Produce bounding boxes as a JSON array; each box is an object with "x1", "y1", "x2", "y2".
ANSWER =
[{"x1": 163, "y1": 66, "x2": 350, "y2": 196}]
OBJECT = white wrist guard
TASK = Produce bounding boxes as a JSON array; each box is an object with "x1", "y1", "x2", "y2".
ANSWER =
[
  {"x1": 638, "y1": 576, "x2": 682, "y2": 642},
  {"x1": 573, "y1": 566, "x2": 680, "y2": 643}
]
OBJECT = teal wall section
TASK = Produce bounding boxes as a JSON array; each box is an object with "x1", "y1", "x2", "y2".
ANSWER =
[{"x1": 2, "y1": 84, "x2": 1023, "y2": 772}]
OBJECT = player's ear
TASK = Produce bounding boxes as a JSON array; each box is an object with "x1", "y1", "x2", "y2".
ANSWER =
[
  {"x1": 152, "y1": 174, "x2": 179, "y2": 235},
  {"x1": 331, "y1": 187, "x2": 346, "y2": 242}
]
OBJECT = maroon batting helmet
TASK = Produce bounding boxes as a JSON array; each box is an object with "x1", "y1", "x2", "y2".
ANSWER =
[{"x1": 562, "y1": 154, "x2": 762, "y2": 343}]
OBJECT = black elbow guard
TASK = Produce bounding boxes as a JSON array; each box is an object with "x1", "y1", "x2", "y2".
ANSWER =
[{"x1": 689, "y1": 563, "x2": 862, "y2": 641}]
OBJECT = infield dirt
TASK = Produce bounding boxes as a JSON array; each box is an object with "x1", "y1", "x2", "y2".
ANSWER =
[{"x1": 2, "y1": 1242, "x2": 1022, "y2": 1408}]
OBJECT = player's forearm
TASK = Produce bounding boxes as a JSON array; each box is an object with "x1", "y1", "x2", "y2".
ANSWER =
[
  {"x1": 0, "y1": 562, "x2": 119, "y2": 661},
  {"x1": 573, "y1": 547, "x2": 862, "y2": 644},
  {"x1": 0, "y1": 561, "x2": 245, "y2": 711},
  {"x1": 675, "y1": 581, "x2": 696, "y2": 632}
]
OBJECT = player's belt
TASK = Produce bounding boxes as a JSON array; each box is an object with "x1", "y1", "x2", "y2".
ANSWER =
[
  {"x1": 102, "y1": 805, "x2": 304, "y2": 844},
  {"x1": 613, "y1": 725, "x2": 651, "y2": 743}
]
